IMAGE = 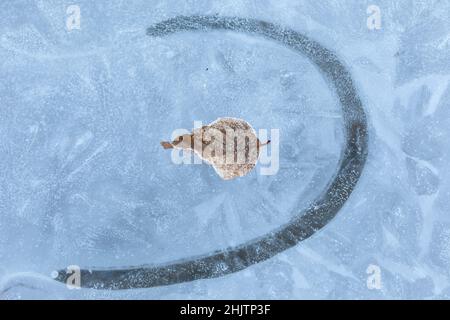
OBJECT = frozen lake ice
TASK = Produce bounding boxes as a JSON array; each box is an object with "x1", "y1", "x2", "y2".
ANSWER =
[{"x1": 0, "y1": 0, "x2": 450, "y2": 299}]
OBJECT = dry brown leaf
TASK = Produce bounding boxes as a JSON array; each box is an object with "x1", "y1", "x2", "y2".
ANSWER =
[{"x1": 161, "y1": 117, "x2": 270, "y2": 180}]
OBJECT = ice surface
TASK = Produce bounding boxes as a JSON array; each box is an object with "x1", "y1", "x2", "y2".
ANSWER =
[{"x1": 0, "y1": 0, "x2": 450, "y2": 299}]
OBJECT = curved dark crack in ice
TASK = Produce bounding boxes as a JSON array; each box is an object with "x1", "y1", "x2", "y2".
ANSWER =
[{"x1": 54, "y1": 15, "x2": 369, "y2": 290}]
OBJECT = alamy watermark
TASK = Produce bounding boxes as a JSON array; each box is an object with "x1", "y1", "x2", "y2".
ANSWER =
[
  {"x1": 66, "y1": 5, "x2": 81, "y2": 31},
  {"x1": 168, "y1": 121, "x2": 279, "y2": 176},
  {"x1": 51, "y1": 265, "x2": 81, "y2": 289},
  {"x1": 367, "y1": 5, "x2": 381, "y2": 30},
  {"x1": 366, "y1": 264, "x2": 382, "y2": 290}
]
